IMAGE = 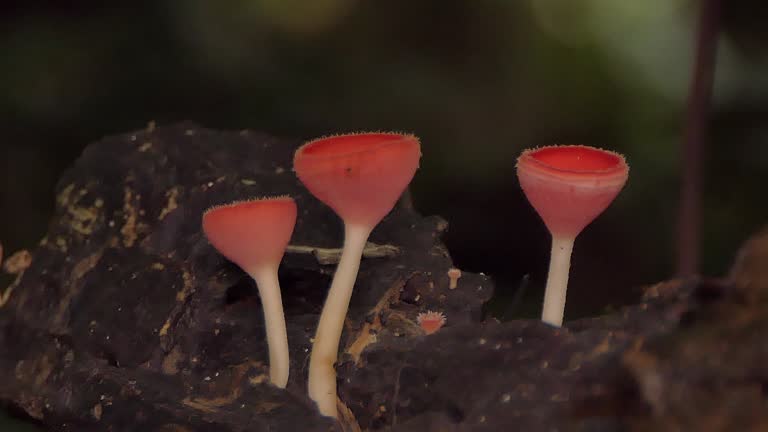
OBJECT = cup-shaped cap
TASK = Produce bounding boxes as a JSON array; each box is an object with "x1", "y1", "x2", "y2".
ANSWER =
[
  {"x1": 202, "y1": 196, "x2": 297, "y2": 272},
  {"x1": 294, "y1": 132, "x2": 421, "y2": 227},
  {"x1": 516, "y1": 145, "x2": 629, "y2": 238}
]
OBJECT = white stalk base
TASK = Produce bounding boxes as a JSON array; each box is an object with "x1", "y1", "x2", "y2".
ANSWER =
[
  {"x1": 308, "y1": 224, "x2": 371, "y2": 418},
  {"x1": 251, "y1": 267, "x2": 290, "y2": 388},
  {"x1": 541, "y1": 236, "x2": 575, "y2": 327}
]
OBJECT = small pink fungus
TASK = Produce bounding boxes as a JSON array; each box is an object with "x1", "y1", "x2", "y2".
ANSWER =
[{"x1": 417, "y1": 311, "x2": 446, "y2": 335}]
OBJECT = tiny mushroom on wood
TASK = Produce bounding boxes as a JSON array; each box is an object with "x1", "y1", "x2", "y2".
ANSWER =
[
  {"x1": 516, "y1": 145, "x2": 628, "y2": 327},
  {"x1": 417, "y1": 310, "x2": 446, "y2": 335},
  {"x1": 447, "y1": 268, "x2": 462, "y2": 289},
  {"x1": 202, "y1": 196, "x2": 297, "y2": 388},
  {"x1": 294, "y1": 132, "x2": 421, "y2": 417}
]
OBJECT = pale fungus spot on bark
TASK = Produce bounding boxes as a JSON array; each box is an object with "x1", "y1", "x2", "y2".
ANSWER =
[
  {"x1": 121, "y1": 187, "x2": 139, "y2": 247},
  {"x1": 3, "y1": 250, "x2": 32, "y2": 274},
  {"x1": 161, "y1": 345, "x2": 184, "y2": 375},
  {"x1": 159, "y1": 268, "x2": 194, "y2": 339},
  {"x1": 70, "y1": 204, "x2": 101, "y2": 235},
  {"x1": 51, "y1": 251, "x2": 104, "y2": 329},
  {"x1": 249, "y1": 374, "x2": 268, "y2": 385},
  {"x1": 182, "y1": 390, "x2": 247, "y2": 414},
  {"x1": 346, "y1": 279, "x2": 406, "y2": 364},
  {"x1": 54, "y1": 184, "x2": 106, "y2": 237},
  {"x1": 175, "y1": 268, "x2": 194, "y2": 302},
  {"x1": 158, "y1": 188, "x2": 179, "y2": 220},
  {"x1": 158, "y1": 319, "x2": 172, "y2": 337},
  {"x1": 57, "y1": 184, "x2": 76, "y2": 207},
  {"x1": 55, "y1": 237, "x2": 68, "y2": 253},
  {"x1": 435, "y1": 218, "x2": 449, "y2": 232}
]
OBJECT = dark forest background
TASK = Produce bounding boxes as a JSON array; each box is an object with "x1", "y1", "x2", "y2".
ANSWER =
[{"x1": 1, "y1": 1, "x2": 766, "y2": 429}]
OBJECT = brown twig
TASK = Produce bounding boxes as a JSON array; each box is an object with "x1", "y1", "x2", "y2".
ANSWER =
[{"x1": 677, "y1": 0, "x2": 720, "y2": 276}]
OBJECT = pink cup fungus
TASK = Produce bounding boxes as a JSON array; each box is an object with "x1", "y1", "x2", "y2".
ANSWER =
[
  {"x1": 294, "y1": 132, "x2": 421, "y2": 417},
  {"x1": 516, "y1": 145, "x2": 629, "y2": 327},
  {"x1": 417, "y1": 311, "x2": 446, "y2": 335},
  {"x1": 202, "y1": 196, "x2": 297, "y2": 388}
]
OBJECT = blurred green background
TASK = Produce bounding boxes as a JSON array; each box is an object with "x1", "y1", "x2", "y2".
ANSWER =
[{"x1": 1, "y1": 0, "x2": 766, "y2": 429}]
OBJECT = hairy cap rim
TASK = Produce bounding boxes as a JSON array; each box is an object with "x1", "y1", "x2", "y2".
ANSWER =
[
  {"x1": 294, "y1": 132, "x2": 420, "y2": 164},
  {"x1": 203, "y1": 195, "x2": 294, "y2": 216},
  {"x1": 517, "y1": 145, "x2": 628, "y2": 177}
]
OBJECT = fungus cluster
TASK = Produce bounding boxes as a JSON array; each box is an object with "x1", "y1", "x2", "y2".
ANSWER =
[{"x1": 201, "y1": 133, "x2": 628, "y2": 420}]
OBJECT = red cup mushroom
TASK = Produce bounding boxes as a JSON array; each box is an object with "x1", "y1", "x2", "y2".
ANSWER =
[
  {"x1": 294, "y1": 132, "x2": 421, "y2": 417},
  {"x1": 202, "y1": 196, "x2": 297, "y2": 388},
  {"x1": 516, "y1": 145, "x2": 628, "y2": 327}
]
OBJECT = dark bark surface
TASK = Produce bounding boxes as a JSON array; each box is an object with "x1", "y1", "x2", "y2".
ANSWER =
[{"x1": 0, "y1": 124, "x2": 766, "y2": 431}]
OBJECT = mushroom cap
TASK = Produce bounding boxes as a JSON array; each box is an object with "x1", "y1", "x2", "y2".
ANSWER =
[
  {"x1": 293, "y1": 132, "x2": 421, "y2": 227},
  {"x1": 202, "y1": 196, "x2": 297, "y2": 272},
  {"x1": 516, "y1": 145, "x2": 629, "y2": 238}
]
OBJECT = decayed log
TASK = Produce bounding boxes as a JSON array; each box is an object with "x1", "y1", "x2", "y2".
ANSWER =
[{"x1": 0, "y1": 123, "x2": 766, "y2": 431}]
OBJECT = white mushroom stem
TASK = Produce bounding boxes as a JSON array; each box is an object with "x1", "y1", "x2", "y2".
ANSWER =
[
  {"x1": 308, "y1": 223, "x2": 372, "y2": 418},
  {"x1": 249, "y1": 267, "x2": 290, "y2": 388},
  {"x1": 541, "y1": 236, "x2": 575, "y2": 327}
]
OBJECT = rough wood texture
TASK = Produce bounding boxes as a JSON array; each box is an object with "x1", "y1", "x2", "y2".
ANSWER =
[{"x1": 0, "y1": 124, "x2": 766, "y2": 431}]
